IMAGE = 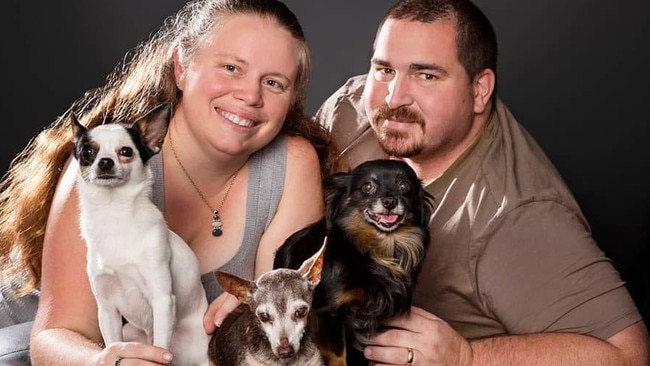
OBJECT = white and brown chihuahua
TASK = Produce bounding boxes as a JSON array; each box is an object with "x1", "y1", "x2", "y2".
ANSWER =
[
  {"x1": 208, "y1": 241, "x2": 327, "y2": 366},
  {"x1": 72, "y1": 103, "x2": 210, "y2": 365}
]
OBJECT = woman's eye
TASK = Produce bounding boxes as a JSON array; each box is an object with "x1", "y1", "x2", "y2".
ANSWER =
[
  {"x1": 264, "y1": 79, "x2": 286, "y2": 91},
  {"x1": 224, "y1": 64, "x2": 237, "y2": 72}
]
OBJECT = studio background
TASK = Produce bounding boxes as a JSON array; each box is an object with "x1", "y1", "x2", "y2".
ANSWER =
[{"x1": 4, "y1": 1, "x2": 649, "y2": 323}]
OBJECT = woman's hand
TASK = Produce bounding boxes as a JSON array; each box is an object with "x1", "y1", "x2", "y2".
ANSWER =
[
  {"x1": 91, "y1": 342, "x2": 174, "y2": 365},
  {"x1": 203, "y1": 291, "x2": 241, "y2": 334},
  {"x1": 364, "y1": 306, "x2": 473, "y2": 366}
]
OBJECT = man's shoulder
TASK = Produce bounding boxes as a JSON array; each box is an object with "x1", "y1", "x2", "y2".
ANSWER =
[
  {"x1": 314, "y1": 74, "x2": 385, "y2": 169},
  {"x1": 344, "y1": 74, "x2": 367, "y2": 92},
  {"x1": 331, "y1": 74, "x2": 367, "y2": 99},
  {"x1": 316, "y1": 74, "x2": 367, "y2": 124}
]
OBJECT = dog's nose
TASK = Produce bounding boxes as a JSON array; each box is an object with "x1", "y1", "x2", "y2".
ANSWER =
[
  {"x1": 277, "y1": 337, "x2": 294, "y2": 358},
  {"x1": 381, "y1": 196, "x2": 397, "y2": 210},
  {"x1": 98, "y1": 158, "x2": 114, "y2": 171}
]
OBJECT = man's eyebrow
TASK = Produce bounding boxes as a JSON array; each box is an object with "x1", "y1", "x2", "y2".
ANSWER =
[
  {"x1": 370, "y1": 58, "x2": 391, "y2": 67},
  {"x1": 409, "y1": 63, "x2": 447, "y2": 76},
  {"x1": 370, "y1": 58, "x2": 448, "y2": 75}
]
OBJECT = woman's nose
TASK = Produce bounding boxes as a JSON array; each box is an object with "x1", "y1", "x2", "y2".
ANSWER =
[{"x1": 233, "y1": 78, "x2": 263, "y2": 107}]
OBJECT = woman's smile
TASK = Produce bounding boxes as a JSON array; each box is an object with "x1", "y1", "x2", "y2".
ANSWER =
[{"x1": 216, "y1": 107, "x2": 258, "y2": 128}]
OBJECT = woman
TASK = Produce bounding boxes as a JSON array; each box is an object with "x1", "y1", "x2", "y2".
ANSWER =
[{"x1": 0, "y1": 0, "x2": 331, "y2": 364}]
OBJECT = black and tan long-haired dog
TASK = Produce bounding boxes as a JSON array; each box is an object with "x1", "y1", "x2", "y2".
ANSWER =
[{"x1": 273, "y1": 159, "x2": 434, "y2": 365}]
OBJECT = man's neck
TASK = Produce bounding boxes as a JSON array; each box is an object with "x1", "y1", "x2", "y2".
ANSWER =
[{"x1": 402, "y1": 108, "x2": 493, "y2": 186}]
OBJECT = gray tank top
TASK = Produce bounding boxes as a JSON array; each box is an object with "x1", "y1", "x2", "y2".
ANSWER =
[{"x1": 149, "y1": 135, "x2": 287, "y2": 302}]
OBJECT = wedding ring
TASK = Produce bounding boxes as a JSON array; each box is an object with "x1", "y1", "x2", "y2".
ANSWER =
[
  {"x1": 406, "y1": 347, "x2": 414, "y2": 365},
  {"x1": 114, "y1": 357, "x2": 123, "y2": 366}
]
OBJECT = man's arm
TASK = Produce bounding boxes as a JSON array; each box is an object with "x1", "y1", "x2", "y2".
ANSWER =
[
  {"x1": 364, "y1": 308, "x2": 649, "y2": 365},
  {"x1": 470, "y1": 322, "x2": 649, "y2": 366}
]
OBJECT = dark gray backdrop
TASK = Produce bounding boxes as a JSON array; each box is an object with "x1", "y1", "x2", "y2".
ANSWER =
[{"x1": 5, "y1": 1, "x2": 649, "y2": 322}]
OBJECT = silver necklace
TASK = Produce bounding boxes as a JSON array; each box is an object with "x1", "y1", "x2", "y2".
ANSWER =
[{"x1": 168, "y1": 131, "x2": 243, "y2": 237}]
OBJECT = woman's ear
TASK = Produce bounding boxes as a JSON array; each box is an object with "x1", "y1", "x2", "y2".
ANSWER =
[
  {"x1": 473, "y1": 68, "x2": 495, "y2": 114},
  {"x1": 173, "y1": 49, "x2": 185, "y2": 89}
]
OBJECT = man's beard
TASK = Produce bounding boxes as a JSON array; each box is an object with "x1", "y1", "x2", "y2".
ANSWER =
[{"x1": 371, "y1": 105, "x2": 425, "y2": 158}]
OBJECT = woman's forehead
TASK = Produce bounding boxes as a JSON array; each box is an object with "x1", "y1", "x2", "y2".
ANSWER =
[{"x1": 201, "y1": 13, "x2": 301, "y2": 79}]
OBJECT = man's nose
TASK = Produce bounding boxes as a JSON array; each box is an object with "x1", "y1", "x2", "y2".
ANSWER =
[{"x1": 385, "y1": 75, "x2": 413, "y2": 109}]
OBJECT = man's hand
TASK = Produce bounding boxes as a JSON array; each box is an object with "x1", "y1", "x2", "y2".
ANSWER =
[{"x1": 364, "y1": 306, "x2": 473, "y2": 366}]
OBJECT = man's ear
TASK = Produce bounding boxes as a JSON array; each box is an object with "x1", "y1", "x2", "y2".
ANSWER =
[{"x1": 473, "y1": 68, "x2": 495, "y2": 114}]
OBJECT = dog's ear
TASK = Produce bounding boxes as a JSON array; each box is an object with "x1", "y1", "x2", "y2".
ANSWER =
[
  {"x1": 70, "y1": 112, "x2": 86, "y2": 144},
  {"x1": 133, "y1": 103, "x2": 172, "y2": 155},
  {"x1": 297, "y1": 237, "x2": 326, "y2": 290},
  {"x1": 214, "y1": 271, "x2": 255, "y2": 304},
  {"x1": 419, "y1": 189, "x2": 435, "y2": 228},
  {"x1": 69, "y1": 113, "x2": 88, "y2": 161},
  {"x1": 323, "y1": 172, "x2": 352, "y2": 225}
]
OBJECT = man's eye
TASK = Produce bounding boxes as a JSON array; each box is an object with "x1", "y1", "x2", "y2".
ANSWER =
[{"x1": 373, "y1": 67, "x2": 394, "y2": 81}]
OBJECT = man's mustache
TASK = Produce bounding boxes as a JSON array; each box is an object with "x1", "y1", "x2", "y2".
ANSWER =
[{"x1": 373, "y1": 105, "x2": 424, "y2": 126}]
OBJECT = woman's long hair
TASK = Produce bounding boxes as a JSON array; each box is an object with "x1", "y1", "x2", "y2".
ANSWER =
[{"x1": 0, "y1": 0, "x2": 333, "y2": 295}]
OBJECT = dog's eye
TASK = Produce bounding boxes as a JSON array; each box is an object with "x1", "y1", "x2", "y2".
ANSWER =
[
  {"x1": 294, "y1": 306, "x2": 308, "y2": 319},
  {"x1": 361, "y1": 182, "x2": 376, "y2": 195},
  {"x1": 399, "y1": 180, "x2": 412, "y2": 193},
  {"x1": 119, "y1": 147, "x2": 133, "y2": 158},
  {"x1": 81, "y1": 146, "x2": 95, "y2": 160},
  {"x1": 257, "y1": 311, "x2": 272, "y2": 323}
]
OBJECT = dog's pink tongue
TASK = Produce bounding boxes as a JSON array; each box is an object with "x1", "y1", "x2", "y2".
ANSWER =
[{"x1": 380, "y1": 214, "x2": 399, "y2": 224}]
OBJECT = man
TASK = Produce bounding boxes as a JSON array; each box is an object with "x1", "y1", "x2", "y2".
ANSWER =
[{"x1": 316, "y1": 0, "x2": 650, "y2": 365}]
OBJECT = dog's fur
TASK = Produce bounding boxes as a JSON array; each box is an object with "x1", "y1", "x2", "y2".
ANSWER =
[
  {"x1": 72, "y1": 104, "x2": 210, "y2": 365},
  {"x1": 209, "y1": 242, "x2": 327, "y2": 366},
  {"x1": 273, "y1": 159, "x2": 434, "y2": 365}
]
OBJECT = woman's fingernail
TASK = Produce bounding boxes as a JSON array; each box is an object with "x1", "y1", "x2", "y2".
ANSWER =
[{"x1": 163, "y1": 352, "x2": 173, "y2": 361}]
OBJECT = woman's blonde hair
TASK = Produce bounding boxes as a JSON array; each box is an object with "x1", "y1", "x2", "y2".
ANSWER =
[{"x1": 0, "y1": 0, "x2": 332, "y2": 295}]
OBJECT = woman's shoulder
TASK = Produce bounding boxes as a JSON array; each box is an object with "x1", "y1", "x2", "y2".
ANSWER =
[
  {"x1": 253, "y1": 134, "x2": 318, "y2": 161},
  {"x1": 285, "y1": 134, "x2": 317, "y2": 152},
  {"x1": 251, "y1": 134, "x2": 320, "y2": 182},
  {"x1": 284, "y1": 135, "x2": 319, "y2": 170}
]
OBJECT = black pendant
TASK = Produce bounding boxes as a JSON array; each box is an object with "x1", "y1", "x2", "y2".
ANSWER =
[{"x1": 212, "y1": 210, "x2": 223, "y2": 237}]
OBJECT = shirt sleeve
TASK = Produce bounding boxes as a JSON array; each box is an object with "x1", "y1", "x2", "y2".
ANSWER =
[
  {"x1": 477, "y1": 200, "x2": 642, "y2": 340},
  {"x1": 315, "y1": 75, "x2": 370, "y2": 150},
  {"x1": 314, "y1": 75, "x2": 387, "y2": 170}
]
